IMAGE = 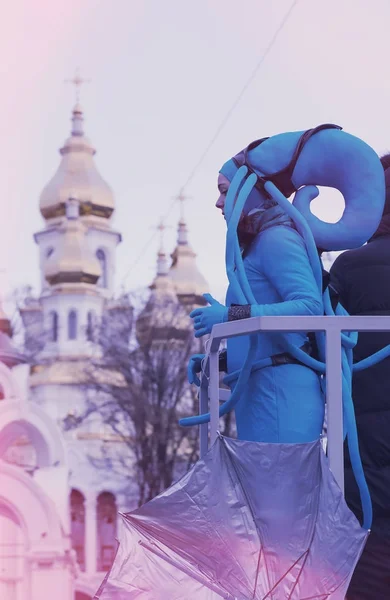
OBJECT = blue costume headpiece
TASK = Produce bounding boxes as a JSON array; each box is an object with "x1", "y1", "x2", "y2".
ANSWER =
[{"x1": 220, "y1": 123, "x2": 385, "y2": 251}]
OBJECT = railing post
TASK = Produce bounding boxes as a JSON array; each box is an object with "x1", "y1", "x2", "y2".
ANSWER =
[
  {"x1": 199, "y1": 374, "x2": 209, "y2": 458},
  {"x1": 326, "y1": 326, "x2": 344, "y2": 492},
  {"x1": 209, "y1": 349, "x2": 219, "y2": 447}
]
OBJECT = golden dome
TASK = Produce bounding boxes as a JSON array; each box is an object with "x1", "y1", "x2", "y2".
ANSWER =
[
  {"x1": 44, "y1": 199, "x2": 101, "y2": 285},
  {"x1": 136, "y1": 249, "x2": 191, "y2": 345},
  {"x1": 39, "y1": 104, "x2": 115, "y2": 220},
  {"x1": 169, "y1": 219, "x2": 208, "y2": 306},
  {"x1": 150, "y1": 250, "x2": 177, "y2": 299}
]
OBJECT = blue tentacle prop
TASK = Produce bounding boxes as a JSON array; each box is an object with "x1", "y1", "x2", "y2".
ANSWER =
[
  {"x1": 180, "y1": 168, "x2": 259, "y2": 427},
  {"x1": 263, "y1": 181, "x2": 372, "y2": 529},
  {"x1": 179, "y1": 334, "x2": 258, "y2": 427},
  {"x1": 224, "y1": 167, "x2": 250, "y2": 305},
  {"x1": 353, "y1": 345, "x2": 390, "y2": 371},
  {"x1": 226, "y1": 171, "x2": 258, "y2": 304}
]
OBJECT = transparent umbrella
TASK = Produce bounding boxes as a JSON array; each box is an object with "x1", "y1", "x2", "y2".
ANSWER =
[{"x1": 95, "y1": 435, "x2": 367, "y2": 600}]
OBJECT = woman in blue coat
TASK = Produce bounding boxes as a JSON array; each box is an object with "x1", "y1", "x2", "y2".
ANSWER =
[
  {"x1": 188, "y1": 124, "x2": 385, "y2": 445},
  {"x1": 191, "y1": 170, "x2": 325, "y2": 444}
]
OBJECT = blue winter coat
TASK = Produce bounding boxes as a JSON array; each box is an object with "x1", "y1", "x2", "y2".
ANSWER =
[{"x1": 225, "y1": 225, "x2": 325, "y2": 443}]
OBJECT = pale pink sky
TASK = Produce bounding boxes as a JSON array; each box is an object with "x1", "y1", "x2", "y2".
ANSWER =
[{"x1": 1, "y1": 0, "x2": 390, "y2": 304}]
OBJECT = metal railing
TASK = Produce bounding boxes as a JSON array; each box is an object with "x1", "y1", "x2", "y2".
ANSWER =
[{"x1": 199, "y1": 315, "x2": 390, "y2": 493}]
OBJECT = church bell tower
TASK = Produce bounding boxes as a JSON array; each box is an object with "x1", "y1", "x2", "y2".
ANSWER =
[{"x1": 20, "y1": 76, "x2": 122, "y2": 411}]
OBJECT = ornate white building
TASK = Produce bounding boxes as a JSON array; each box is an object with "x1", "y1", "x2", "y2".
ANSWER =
[
  {"x1": 0, "y1": 305, "x2": 76, "y2": 599},
  {"x1": 0, "y1": 96, "x2": 208, "y2": 599},
  {"x1": 0, "y1": 101, "x2": 129, "y2": 599}
]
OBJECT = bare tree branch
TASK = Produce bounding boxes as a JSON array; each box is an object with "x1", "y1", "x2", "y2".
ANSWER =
[{"x1": 76, "y1": 292, "x2": 201, "y2": 505}]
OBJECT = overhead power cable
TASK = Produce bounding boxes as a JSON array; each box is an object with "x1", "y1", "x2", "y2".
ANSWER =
[{"x1": 121, "y1": 0, "x2": 299, "y2": 284}]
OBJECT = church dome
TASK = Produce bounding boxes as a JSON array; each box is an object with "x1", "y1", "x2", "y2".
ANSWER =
[
  {"x1": 150, "y1": 250, "x2": 177, "y2": 300},
  {"x1": 136, "y1": 247, "x2": 190, "y2": 346},
  {"x1": 169, "y1": 218, "x2": 208, "y2": 306},
  {"x1": 44, "y1": 198, "x2": 101, "y2": 285},
  {"x1": 39, "y1": 104, "x2": 115, "y2": 220}
]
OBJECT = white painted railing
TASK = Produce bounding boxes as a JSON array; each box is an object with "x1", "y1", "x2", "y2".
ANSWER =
[{"x1": 199, "y1": 315, "x2": 390, "y2": 493}]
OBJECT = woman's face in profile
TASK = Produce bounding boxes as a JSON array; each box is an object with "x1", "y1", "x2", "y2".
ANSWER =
[
  {"x1": 216, "y1": 172, "x2": 263, "y2": 219},
  {"x1": 216, "y1": 173, "x2": 230, "y2": 216}
]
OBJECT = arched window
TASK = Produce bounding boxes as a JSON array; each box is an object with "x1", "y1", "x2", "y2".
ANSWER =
[
  {"x1": 2, "y1": 432, "x2": 38, "y2": 473},
  {"x1": 96, "y1": 249, "x2": 108, "y2": 288},
  {"x1": 68, "y1": 310, "x2": 77, "y2": 340},
  {"x1": 49, "y1": 311, "x2": 58, "y2": 342},
  {"x1": 97, "y1": 492, "x2": 117, "y2": 571},
  {"x1": 70, "y1": 489, "x2": 86, "y2": 572},
  {"x1": 46, "y1": 247, "x2": 54, "y2": 259},
  {"x1": 86, "y1": 311, "x2": 96, "y2": 342}
]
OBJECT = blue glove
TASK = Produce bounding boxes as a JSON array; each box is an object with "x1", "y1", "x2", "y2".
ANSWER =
[
  {"x1": 187, "y1": 354, "x2": 205, "y2": 386},
  {"x1": 190, "y1": 293, "x2": 228, "y2": 338}
]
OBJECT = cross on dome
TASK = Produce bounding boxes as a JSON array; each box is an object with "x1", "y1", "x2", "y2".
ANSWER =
[
  {"x1": 152, "y1": 219, "x2": 171, "y2": 279},
  {"x1": 153, "y1": 218, "x2": 172, "y2": 252},
  {"x1": 157, "y1": 219, "x2": 165, "y2": 250},
  {"x1": 65, "y1": 68, "x2": 91, "y2": 104},
  {"x1": 176, "y1": 190, "x2": 192, "y2": 221}
]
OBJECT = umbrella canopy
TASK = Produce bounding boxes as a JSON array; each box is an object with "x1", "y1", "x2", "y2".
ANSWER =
[{"x1": 95, "y1": 436, "x2": 367, "y2": 599}]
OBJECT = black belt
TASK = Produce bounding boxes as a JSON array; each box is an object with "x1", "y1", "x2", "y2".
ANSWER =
[
  {"x1": 270, "y1": 341, "x2": 312, "y2": 367},
  {"x1": 219, "y1": 342, "x2": 313, "y2": 372}
]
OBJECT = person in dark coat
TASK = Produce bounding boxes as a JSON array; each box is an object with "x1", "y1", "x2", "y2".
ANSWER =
[{"x1": 330, "y1": 153, "x2": 390, "y2": 599}]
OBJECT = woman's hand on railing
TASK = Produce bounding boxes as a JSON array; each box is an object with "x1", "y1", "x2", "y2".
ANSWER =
[{"x1": 190, "y1": 293, "x2": 228, "y2": 338}]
